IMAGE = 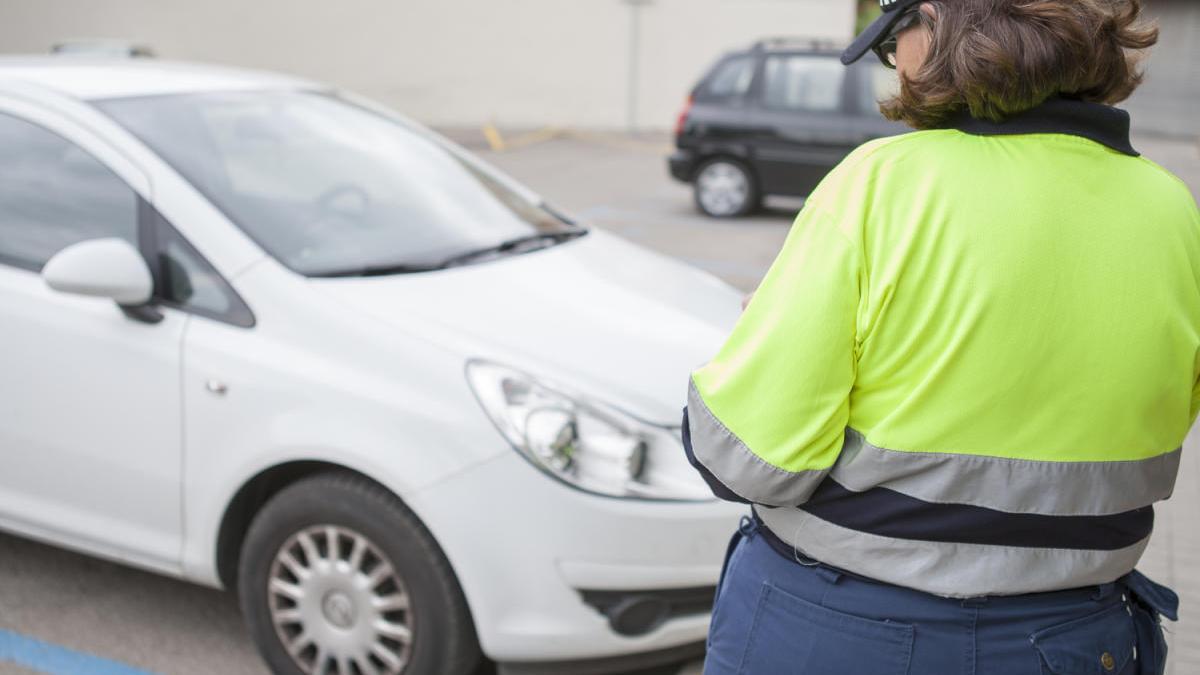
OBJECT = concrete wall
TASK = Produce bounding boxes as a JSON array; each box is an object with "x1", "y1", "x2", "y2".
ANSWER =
[
  {"x1": 0, "y1": 0, "x2": 856, "y2": 131},
  {"x1": 1126, "y1": 0, "x2": 1200, "y2": 138}
]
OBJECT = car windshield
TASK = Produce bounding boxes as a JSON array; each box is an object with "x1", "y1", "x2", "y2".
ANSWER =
[{"x1": 96, "y1": 90, "x2": 582, "y2": 277}]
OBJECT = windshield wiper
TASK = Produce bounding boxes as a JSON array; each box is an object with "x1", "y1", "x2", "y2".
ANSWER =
[
  {"x1": 435, "y1": 230, "x2": 587, "y2": 269},
  {"x1": 308, "y1": 230, "x2": 587, "y2": 278},
  {"x1": 308, "y1": 261, "x2": 444, "y2": 278}
]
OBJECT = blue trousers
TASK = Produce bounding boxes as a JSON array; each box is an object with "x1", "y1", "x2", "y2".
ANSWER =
[{"x1": 705, "y1": 518, "x2": 1176, "y2": 675}]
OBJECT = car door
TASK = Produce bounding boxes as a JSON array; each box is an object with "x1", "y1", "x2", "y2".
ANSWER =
[
  {"x1": 0, "y1": 97, "x2": 186, "y2": 571},
  {"x1": 688, "y1": 53, "x2": 758, "y2": 152},
  {"x1": 744, "y1": 52, "x2": 860, "y2": 197}
]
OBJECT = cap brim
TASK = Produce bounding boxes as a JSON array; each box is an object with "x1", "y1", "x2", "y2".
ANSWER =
[{"x1": 841, "y1": 9, "x2": 909, "y2": 65}]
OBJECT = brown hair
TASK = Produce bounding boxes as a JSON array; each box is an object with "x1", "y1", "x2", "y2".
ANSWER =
[{"x1": 880, "y1": 0, "x2": 1159, "y2": 129}]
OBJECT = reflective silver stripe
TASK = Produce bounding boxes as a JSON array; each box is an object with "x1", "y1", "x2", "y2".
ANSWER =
[
  {"x1": 686, "y1": 379, "x2": 829, "y2": 506},
  {"x1": 758, "y1": 507, "x2": 1149, "y2": 598},
  {"x1": 831, "y1": 430, "x2": 1181, "y2": 517}
]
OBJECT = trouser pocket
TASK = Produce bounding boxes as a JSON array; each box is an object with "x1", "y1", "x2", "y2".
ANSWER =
[
  {"x1": 1031, "y1": 601, "x2": 1138, "y2": 675},
  {"x1": 737, "y1": 582, "x2": 914, "y2": 675}
]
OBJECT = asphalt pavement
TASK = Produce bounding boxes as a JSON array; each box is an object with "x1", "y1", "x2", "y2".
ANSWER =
[{"x1": 1, "y1": 129, "x2": 1198, "y2": 675}]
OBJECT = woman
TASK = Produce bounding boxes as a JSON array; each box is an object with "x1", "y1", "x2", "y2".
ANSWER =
[{"x1": 683, "y1": 1, "x2": 1197, "y2": 673}]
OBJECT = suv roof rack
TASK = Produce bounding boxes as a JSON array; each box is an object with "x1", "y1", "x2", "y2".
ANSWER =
[
  {"x1": 51, "y1": 40, "x2": 155, "y2": 58},
  {"x1": 750, "y1": 37, "x2": 842, "y2": 53}
]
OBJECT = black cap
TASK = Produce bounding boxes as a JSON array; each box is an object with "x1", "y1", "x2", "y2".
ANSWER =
[{"x1": 841, "y1": 0, "x2": 924, "y2": 65}]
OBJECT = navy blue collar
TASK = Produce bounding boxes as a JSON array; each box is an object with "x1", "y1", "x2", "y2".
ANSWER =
[{"x1": 953, "y1": 97, "x2": 1139, "y2": 157}]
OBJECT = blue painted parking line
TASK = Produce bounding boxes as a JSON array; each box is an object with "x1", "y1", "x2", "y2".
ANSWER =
[{"x1": 0, "y1": 629, "x2": 155, "y2": 675}]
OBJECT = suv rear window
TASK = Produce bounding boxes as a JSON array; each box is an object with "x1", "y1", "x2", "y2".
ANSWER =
[
  {"x1": 858, "y1": 64, "x2": 901, "y2": 115},
  {"x1": 762, "y1": 54, "x2": 844, "y2": 112},
  {"x1": 697, "y1": 56, "x2": 756, "y2": 102}
]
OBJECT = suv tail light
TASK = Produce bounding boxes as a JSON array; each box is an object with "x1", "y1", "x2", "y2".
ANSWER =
[{"x1": 674, "y1": 95, "x2": 694, "y2": 138}]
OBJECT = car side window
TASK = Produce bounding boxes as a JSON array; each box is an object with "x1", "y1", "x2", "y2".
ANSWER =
[
  {"x1": 761, "y1": 55, "x2": 845, "y2": 112},
  {"x1": 697, "y1": 56, "x2": 756, "y2": 102},
  {"x1": 858, "y1": 64, "x2": 901, "y2": 115},
  {"x1": 153, "y1": 209, "x2": 255, "y2": 327},
  {"x1": 0, "y1": 112, "x2": 138, "y2": 272}
]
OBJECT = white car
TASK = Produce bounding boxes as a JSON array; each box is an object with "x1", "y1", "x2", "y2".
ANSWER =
[{"x1": 0, "y1": 58, "x2": 745, "y2": 674}]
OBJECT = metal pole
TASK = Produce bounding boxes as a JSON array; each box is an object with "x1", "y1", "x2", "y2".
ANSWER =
[{"x1": 624, "y1": 0, "x2": 651, "y2": 133}]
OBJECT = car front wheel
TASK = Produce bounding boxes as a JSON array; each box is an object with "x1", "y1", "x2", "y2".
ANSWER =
[
  {"x1": 238, "y1": 472, "x2": 480, "y2": 675},
  {"x1": 694, "y1": 158, "x2": 759, "y2": 217}
]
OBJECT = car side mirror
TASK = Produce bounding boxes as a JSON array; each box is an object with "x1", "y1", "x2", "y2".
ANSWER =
[{"x1": 42, "y1": 238, "x2": 158, "y2": 317}]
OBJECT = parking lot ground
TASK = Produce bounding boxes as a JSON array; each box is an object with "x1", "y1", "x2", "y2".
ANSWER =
[
  {"x1": 0, "y1": 660, "x2": 40, "y2": 675},
  {"x1": 1, "y1": 129, "x2": 1197, "y2": 675},
  {"x1": 0, "y1": 532, "x2": 266, "y2": 675}
]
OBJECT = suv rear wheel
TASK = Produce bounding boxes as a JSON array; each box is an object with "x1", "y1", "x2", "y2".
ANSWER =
[
  {"x1": 694, "y1": 158, "x2": 759, "y2": 217},
  {"x1": 238, "y1": 472, "x2": 480, "y2": 675}
]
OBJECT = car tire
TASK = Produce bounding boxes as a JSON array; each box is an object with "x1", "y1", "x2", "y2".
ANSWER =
[
  {"x1": 237, "y1": 471, "x2": 480, "y2": 675},
  {"x1": 693, "y1": 158, "x2": 760, "y2": 218}
]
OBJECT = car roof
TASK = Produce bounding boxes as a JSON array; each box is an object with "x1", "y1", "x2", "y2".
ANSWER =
[{"x1": 0, "y1": 56, "x2": 320, "y2": 100}]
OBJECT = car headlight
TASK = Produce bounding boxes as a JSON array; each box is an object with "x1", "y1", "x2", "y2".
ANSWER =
[{"x1": 466, "y1": 360, "x2": 712, "y2": 501}]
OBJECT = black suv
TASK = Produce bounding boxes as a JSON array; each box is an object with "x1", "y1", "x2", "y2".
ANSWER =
[{"x1": 669, "y1": 39, "x2": 908, "y2": 217}]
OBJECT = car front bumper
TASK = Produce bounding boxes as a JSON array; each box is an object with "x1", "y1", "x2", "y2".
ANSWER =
[{"x1": 409, "y1": 450, "x2": 743, "y2": 664}]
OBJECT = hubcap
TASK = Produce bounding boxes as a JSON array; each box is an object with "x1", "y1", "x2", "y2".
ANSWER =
[
  {"x1": 322, "y1": 592, "x2": 356, "y2": 628},
  {"x1": 268, "y1": 525, "x2": 414, "y2": 674},
  {"x1": 697, "y1": 162, "x2": 750, "y2": 216}
]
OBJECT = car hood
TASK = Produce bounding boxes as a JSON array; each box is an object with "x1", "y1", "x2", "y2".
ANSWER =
[{"x1": 308, "y1": 230, "x2": 743, "y2": 424}]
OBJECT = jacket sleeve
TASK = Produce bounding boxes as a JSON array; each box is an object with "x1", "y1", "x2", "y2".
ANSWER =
[{"x1": 683, "y1": 202, "x2": 863, "y2": 506}]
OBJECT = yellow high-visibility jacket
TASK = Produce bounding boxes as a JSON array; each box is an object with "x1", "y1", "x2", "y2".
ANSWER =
[{"x1": 684, "y1": 98, "x2": 1200, "y2": 597}]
